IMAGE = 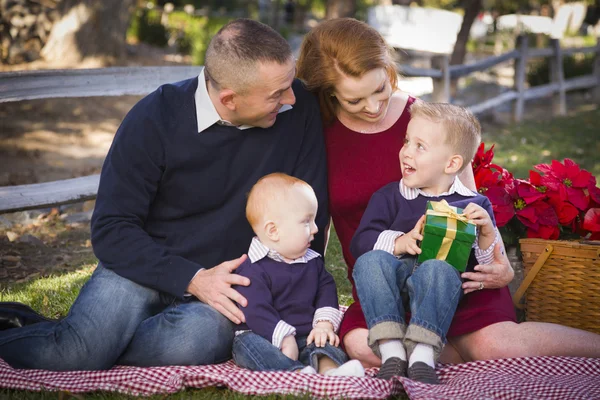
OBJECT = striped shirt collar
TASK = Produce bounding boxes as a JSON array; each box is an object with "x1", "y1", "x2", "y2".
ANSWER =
[
  {"x1": 248, "y1": 237, "x2": 320, "y2": 264},
  {"x1": 194, "y1": 68, "x2": 293, "y2": 133},
  {"x1": 399, "y1": 177, "x2": 477, "y2": 200}
]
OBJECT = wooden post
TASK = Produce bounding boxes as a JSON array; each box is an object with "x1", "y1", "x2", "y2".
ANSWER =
[
  {"x1": 549, "y1": 38, "x2": 566, "y2": 116},
  {"x1": 431, "y1": 55, "x2": 450, "y2": 102},
  {"x1": 512, "y1": 34, "x2": 528, "y2": 123},
  {"x1": 594, "y1": 37, "x2": 600, "y2": 103}
]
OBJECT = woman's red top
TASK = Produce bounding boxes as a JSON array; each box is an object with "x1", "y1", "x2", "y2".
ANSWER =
[{"x1": 324, "y1": 97, "x2": 516, "y2": 343}]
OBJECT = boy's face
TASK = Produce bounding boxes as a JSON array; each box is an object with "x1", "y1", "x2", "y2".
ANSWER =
[
  {"x1": 273, "y1": 185, "x2": 319, "y2": 260},
  {"x1": 400, "y1": 116, "x2": 455, "y2": 195}
]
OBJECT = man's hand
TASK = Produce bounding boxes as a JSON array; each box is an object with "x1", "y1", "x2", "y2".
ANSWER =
[
  {"x1": 393, "y1": 215, "x2": 425, "y2": 256},
  {"x1": 307, "y1": 321, "x2": 339, "y2": 347},
  {"x1": 461, "y1": 243, "x2": 514, "y2": 294},
  {"x1": 186, "y1": 254, "x2": 250, "y2": 324},
  {"x1": 281, "y1": 335, "x2": 299, "y2": 360}
]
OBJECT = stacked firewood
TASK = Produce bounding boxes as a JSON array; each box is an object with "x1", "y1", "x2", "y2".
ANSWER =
[{"x1": 0, "y1": 0, "x2": 60, "y2": 64}]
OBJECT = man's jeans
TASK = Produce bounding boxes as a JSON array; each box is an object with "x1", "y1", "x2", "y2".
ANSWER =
[
  {"x1": 353, "y1": 250, "x2": 463, "y2": 361},
  {"x1": 0, "y1": 264, "x2": 234, "y2": 370},
  {"x1": 232, "y1": 332, "x2": 348, "y2": 372}
]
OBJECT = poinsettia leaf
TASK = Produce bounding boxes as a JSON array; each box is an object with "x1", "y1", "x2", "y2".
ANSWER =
[
  {"x1": 534, "y1": 163, "x2": 553, "y2": 175},
  {"x1": 589, "y1": 184, "x2": 600, "y2": 204},
  {"x1": 566, "y1": 187, "x2": 590, "y2": 210},
  {"x1": 571, "y1": 169, "x2": 592, "y2": 188},
  {"x1": 583, "y1": 208, "x2": 600, "y2": 232}
]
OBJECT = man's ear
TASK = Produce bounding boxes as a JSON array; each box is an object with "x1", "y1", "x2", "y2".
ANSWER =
[
  {"x1": 445, "y1": 154, "x2": 464, "y2": 174},
  {"x1": 264, "y1": 220, "x2": 279, "y2": 242},
  {"x1": 219, "y1": 89, "x2": 237, "y2": 111}
]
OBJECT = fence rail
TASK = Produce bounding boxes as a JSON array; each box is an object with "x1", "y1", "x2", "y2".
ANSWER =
[{"x1": 0, "y1": 34, "x2": 599, "y2": 214}]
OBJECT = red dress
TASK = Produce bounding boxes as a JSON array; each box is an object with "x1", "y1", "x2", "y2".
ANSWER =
[{"x1": 325, "y1": 96, "x2": 517, "y2": 344}]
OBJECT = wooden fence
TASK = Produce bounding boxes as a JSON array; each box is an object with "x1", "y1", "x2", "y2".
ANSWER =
[{"x1": 0, "y1": 34, "x2": 599, "y2": 214}]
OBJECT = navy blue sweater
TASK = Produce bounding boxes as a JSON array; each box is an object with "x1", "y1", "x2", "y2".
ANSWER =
[
  {"x1": 350, "y1": 182, "x2": 495, "y2": 272},
  {"x1": 91, "y1": 77, "x2": 328, "y2": 298},
  {"x1": 234, "y1": 256, "x2": 339, "y2": 340}
]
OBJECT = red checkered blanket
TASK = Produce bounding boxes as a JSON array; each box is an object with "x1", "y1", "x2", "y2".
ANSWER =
[{"x1": 1, "y1": 356, "x2": 599, "y2": 399}]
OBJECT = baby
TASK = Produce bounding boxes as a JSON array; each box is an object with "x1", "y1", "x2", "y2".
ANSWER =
[{"x1": 233, "y1": 172, "x2": 364, "y2": 377}]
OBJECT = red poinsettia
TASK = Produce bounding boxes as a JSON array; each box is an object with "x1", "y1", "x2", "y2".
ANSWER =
[{"x1": 473, "y1": 144, "x2": 600, "y2": 242}]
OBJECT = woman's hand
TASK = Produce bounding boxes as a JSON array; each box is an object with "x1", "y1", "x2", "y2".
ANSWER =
[{"x1": 461, "y1": 243, "x2": 514, "y2": 294}]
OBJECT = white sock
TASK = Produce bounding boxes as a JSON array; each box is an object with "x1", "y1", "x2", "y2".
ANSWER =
[
  {"x1": 379, "y1": 339, "x2": 407, "y2": 363},
  {"x1": 324, "y1": 359, "x2": 365, "y2": 377},
  {"x1": 299, "y1": 365, "x2": 317, "y2": 374},
  {"x1": 408, "y1": 343, "x2": 435, "y2": 368}
]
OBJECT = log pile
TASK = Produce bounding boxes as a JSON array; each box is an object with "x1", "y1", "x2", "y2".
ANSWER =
[{"x1": 1, "y1": 0, "x2": 61, "y2": 64}]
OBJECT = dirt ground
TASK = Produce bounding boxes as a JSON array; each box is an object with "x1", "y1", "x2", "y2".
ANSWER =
[{"x1": 0, "y1": 44, "x2": 191, "y2": 287}]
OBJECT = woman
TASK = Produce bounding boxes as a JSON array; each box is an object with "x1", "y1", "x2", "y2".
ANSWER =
[{"x1": 296, "y1": 17, "x2": 600, "y2": 367}]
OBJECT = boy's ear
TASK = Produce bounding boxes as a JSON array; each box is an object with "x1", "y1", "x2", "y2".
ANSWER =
[
  {"x1": 219, "y1": 89, "x2": 237, "y2": 111},
  {"x1": 264, "y1": 220, "x2": 279, "y2": 241},
  {"x1": 445, "y1": 154, "x2": 464, "y2": 174}
]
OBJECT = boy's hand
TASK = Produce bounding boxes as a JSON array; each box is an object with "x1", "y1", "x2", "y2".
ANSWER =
[
  {"x1": 393, "y1": 215, "x2": 425, "y2": 256},
  {"x1": 463, "y1": 203, "x2": 495, "y2": 238},
  {"x1": 307, "y1": 321, "x2": 339, "y2": 347},
  {"x1": 281, "y1": 335, "x2": 299, "y2": 360}
]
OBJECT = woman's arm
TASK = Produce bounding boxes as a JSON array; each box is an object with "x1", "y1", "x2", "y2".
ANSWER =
[{"x1": 459, "y1": 162, "x2": 514, "y2": 293}]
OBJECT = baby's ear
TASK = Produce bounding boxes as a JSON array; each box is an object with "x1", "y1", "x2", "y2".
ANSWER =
[
  {"x1": 264, "y1": 220, "x2": 279, "y2": 241},
  {"x1": 446, "y1": 154, "x2": 464, "y2": 174}
]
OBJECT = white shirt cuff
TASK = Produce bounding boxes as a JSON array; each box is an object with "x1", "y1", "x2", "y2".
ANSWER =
[
  {"x1": 473, "y1": 228, "x2": 499, "y2": 265},
  {"x1": 374, "y1": 230, "x2": 405, "y2": 254},
  {"x1": 272, "y1": 320, "x2": 296, "y2": 349},
  {"x1": 184, "y1": 268, "x2": 205, "y2": 297},
  {"x1": 312, "y1": 306, "x2": 343, "y2": 333}
]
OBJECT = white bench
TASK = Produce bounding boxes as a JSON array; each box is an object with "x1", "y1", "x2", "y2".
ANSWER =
[{"x1": 0, "y1": 66, "x2": 202, "y2": 215}]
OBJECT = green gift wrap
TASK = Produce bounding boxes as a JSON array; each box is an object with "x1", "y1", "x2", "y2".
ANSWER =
[{"x1": 417, "y1": 199, "x2": 476, "y2": 272}]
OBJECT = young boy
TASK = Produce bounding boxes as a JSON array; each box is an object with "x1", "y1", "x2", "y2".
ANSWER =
[
  {"x1": 350, "y1": 101, "x2": 499, "y2": 384},
  {"x1": 232, "y1": 173, "x2": 364, "y2": 377}
]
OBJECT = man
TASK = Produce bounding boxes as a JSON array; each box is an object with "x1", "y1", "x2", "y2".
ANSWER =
[{"x1": 0, "y1": 19, "x2": 328, "y2": 370}]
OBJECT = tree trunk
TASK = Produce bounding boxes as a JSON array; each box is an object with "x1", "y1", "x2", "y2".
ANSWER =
[
  {"x1": 41, "y1": 0, "x2": 135, "y2": 66},
  {"x1": 325, "y1": 0, "x2": 356, "y2": 19},
  {"x1": 450, "y1": 0, "x2": 482, "y2": 66}
]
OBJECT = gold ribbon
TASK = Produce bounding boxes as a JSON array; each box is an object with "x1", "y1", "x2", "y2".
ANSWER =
[{"x1": 425, "y1": 200, "x2": 472, "y2": 260}]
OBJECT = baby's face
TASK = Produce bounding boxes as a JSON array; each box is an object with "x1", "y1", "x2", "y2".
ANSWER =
[{"x1": 273, "y1": 184, "x2": 319, "y2": 260}]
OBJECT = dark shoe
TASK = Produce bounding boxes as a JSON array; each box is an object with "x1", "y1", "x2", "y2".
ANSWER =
[
  {"x1": 0, "y1": 302, "x2": 58, "y2": 331},
  {"x1": 407, "y1": 361, "x2": 439, "y2": 384},
  {"x1": 376, "y1": 357, "x2": 408, "y2": 380}
]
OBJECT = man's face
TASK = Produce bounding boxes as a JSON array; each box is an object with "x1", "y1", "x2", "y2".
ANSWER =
[{"x1": 232, "y1": 58, "x2": 296, "y2": 128}]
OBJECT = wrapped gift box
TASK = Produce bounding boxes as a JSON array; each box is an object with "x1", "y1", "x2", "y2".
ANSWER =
[{"x1": 417, "y1": 200, "x2": 476, "y2": 272}]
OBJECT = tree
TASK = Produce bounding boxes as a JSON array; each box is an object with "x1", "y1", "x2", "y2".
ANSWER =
[
  {"x1": 450, "y1": 0, "x2": 482, "y2": 66},
  {"x1": 40, "y1": 0, "x2": 136, "y2": 65},
  {"x1": 325, "y1": 0, "x2": 356, "y2": 19}
]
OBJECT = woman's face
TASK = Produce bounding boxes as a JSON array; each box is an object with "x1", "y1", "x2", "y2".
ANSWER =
[{"x1": 333, "y1": 68, "x2": 393, "y2": 124}]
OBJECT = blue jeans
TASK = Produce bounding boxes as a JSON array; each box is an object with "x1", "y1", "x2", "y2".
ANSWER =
[
  {"x1": 232, "y1": 332, "x2": 348, "y2": 372},
  {"x1": 0, "y1": 264, "x2": 234, "y2": 370},
  {"x1": 353, "y1": 250, "x2": 463, "y2": 361}
]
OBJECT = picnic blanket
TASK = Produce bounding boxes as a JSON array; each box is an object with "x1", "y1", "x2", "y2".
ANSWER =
[{"x1": 1, "y1": 356, "x2": 599, "y2": 399}]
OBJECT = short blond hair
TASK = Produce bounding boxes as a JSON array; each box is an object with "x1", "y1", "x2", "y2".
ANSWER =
[
  {"x1": 409, "y1": 101, "x2": 481, "y2": 172},
  {"x1": 246, "y1": 173, "x2": 313, "y2": 231}
]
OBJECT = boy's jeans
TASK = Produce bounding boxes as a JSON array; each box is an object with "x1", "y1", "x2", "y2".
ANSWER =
[
  {"x1": 0, "y1": 264, "x2": 234, "y2": 370},
  {"x1": 353, "y1": 250, "x2": 463, "y2": 361},
  {"x1": 233, "y1": 332, "x2": 349, "y2": 372}
]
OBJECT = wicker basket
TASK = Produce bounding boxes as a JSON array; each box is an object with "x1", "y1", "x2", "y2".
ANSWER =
[{"x1": 513, "y1": 238, "x2": 600, "y2": 334}]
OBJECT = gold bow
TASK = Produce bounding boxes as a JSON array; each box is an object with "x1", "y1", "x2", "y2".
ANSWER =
[{"x1": 425, "y1": 200, "x2": 473, "y2": 261}]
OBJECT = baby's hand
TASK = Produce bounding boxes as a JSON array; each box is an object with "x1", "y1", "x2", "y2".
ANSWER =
[
  {"x1": 307, "y1": 321, "x2": 339, "y2": 347},
  {"x1": 281, "y1": 335, "x2": 299, "y2": 360},
  {"x1": 393, "y1": 215, "x2": 425, "y2": 256},
  {"x1": 462, "y1": 203, "x2": 495, "y2": 238}
]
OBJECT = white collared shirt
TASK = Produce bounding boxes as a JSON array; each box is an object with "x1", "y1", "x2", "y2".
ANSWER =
[
  {"x1": 194, "y1": 68, "x2": 293, "y2": 133},
  {"x1": 247, "y1": 237, "x2": 320, "y2": 264}
]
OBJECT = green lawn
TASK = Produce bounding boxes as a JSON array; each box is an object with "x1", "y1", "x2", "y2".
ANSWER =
[{"x1": 1, "y1": 103, "x2": 599, "y2": 399}]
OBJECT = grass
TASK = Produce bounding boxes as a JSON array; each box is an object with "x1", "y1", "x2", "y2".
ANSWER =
[
  {"x1": 481, "y1": 103, "x2": 600, "y2": 179},
  {"x1": 1, "y1": 102, "x2": 599, "y2": 399}
]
